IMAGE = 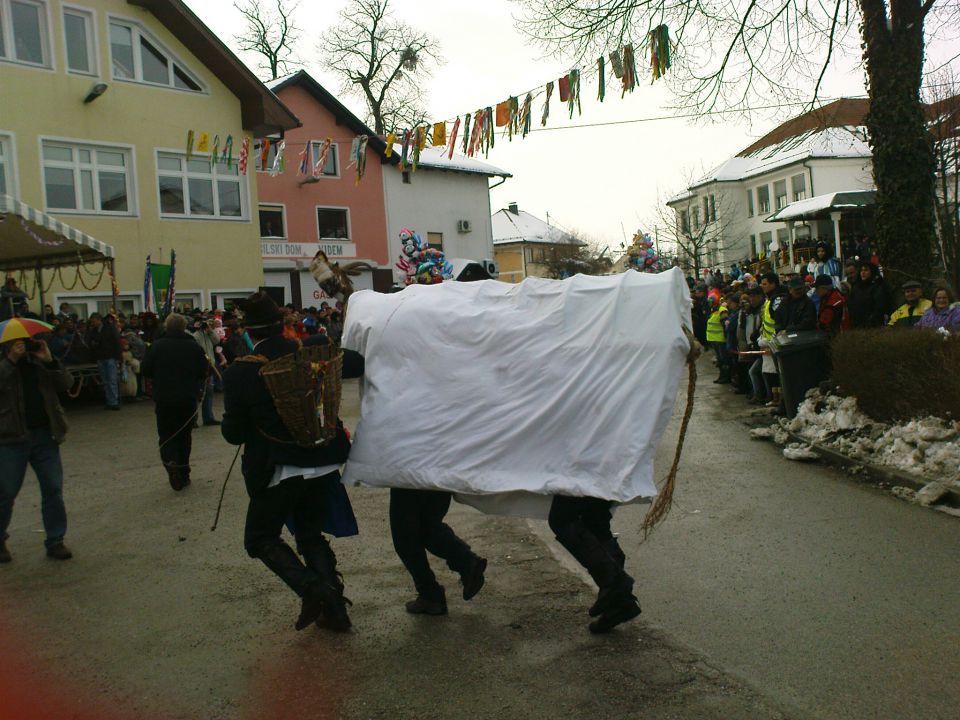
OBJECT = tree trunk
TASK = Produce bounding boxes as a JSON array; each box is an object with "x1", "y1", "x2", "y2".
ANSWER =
[{"x1": 859, "y1": 0, "x2": 937, "y2": 286}]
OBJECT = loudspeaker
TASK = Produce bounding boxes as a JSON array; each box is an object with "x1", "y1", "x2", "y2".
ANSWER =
[{"x1": 258, "y1": 286, "x2": 286, "y2": 307}]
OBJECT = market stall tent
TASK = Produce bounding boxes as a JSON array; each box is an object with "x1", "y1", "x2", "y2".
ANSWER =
[
  {"x1": 0, "y1": 194, "x2": 116, "y2": 312},
  {"x1": 765, "y1": 190, "x2": 876, "y2": 264}
]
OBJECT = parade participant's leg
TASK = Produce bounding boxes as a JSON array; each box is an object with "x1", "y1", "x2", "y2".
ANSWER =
[
  {"x1": 579, "y1": 499, "x2": 629, "y2": 616},
  {"x1": 293, "y1": 474, "x2": 351, "y2": 632},
  {"x1": 29, "y1": 429, "x2": 70, "y2": 558},
  {"x1": 245, "y1": 482, "x2": 338, "y2": 631},
  {"x1": 176, "y1": 401, "x2": 196, "y2": 487},
  {"x1": 0, "y1": 442, "x2": 29, "y2": 563},
  {"x1": 156, "y1": 402, "x2": 185, "y2": 491},
  {"x1": 389, "y1": 488, "x2": 447, "y2": 615},
  {"x1": 548, "y1": 496, "x2": 639, "y2": 632},
  {"x1": 419, "y1": 490, "x2": 487, "y2": 601}
]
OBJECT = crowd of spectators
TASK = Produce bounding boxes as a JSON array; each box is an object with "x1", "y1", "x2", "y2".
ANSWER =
[
  {"x1": 3, "y1": 285, "x2": 346, "y2": 411},
  {"x1": 689, "y1": 241, "x2": 960, "y2": 410}
]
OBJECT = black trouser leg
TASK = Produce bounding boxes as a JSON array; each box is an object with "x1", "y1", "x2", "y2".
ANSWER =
[
  {"x1": 156, "y1": 400, "x2": 196, "y2": 468},
  {"x1": 548, "y1": 496, "x2": 627, "y2": 592},
  {"x1": 418, "y1": 490, "x2": 476, "y2": 575},
  {"x1": 390, "y1": 488, "x2": 443, "y2": 600}
]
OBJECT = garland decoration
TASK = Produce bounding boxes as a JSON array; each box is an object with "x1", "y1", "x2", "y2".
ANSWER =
[
  {"x1": 541, "y1": 81, "x2": 554, "y2": 126},
  {"x1": 621, "y1": 44, "x2": 637, "y2": 96},
  {"x1": 186, "y1": 130, "x2": 195, "y2": 161},
  {"x1": 521, "y1": 93, "x2": 533, "y2": 138},
  {"x1": 567, "y1": 69, "x2": 581, "y2": 119},
  {"x1": 649, "y1": 25, "x2": 672, "y2": 82},
  {"x1": 385, "y1": 132, "x2": 396, "y2": 158},
  {"x1": 238, "y1": 137, "x2": 251, "y2": 174},
  {"x1": 597, "y1": 56, "x2": 605, "y2": 101},
  {"x1": 447, "y1": 116, "x2": 461, "y2": 159}
]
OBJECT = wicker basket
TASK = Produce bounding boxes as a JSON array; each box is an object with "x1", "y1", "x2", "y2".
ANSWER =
[{"x1": 259, "y1": 344, "x2": 343, "y2": 448}]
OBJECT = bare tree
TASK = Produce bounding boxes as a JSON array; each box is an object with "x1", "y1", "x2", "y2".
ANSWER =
[
  {"x1": 650, "y1": 182, "x2": 745, "y2": 278},
  {"x1": 540, "y1": 232, "x2": 613, "y2": 278},
  {"x1": 513, "y1": 0, "x2": 960, "y2": 285},
  {"x1": 926, "y1": 69, "x2": 960, "y2": 291},
  {"x1": 234, "y1": 0, "x2": 301, "y2": 80},
  {"x1": 320, "y1": 0, "x2": 442, "y2": 135}
]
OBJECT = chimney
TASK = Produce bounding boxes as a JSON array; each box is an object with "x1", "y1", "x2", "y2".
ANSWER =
[{"x1": 508, "y1": 202, "x2": 519, "y2": 215}]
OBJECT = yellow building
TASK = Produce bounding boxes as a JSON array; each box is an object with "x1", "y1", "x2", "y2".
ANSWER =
[
  {"x1": 0, "y1": 0, "x2": 298, "y2": 316},
  {"x1": 491, "y1": 204, "x2": 587, "y2": 283}
]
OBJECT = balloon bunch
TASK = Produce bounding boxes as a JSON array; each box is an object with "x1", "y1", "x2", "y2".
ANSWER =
[
  {"x1": 625, "y1": 232, "x2": 659, "y2": 273},
  {"x1": 395, "y1": 228, "x2": 453, "y2": 285}
]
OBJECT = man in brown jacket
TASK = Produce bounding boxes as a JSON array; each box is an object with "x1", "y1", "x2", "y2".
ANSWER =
[{"x1": 0, "y1": 337, "x2": 75, "y2": 562}]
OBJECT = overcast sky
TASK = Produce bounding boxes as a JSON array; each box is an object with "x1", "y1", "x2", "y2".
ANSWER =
[{"x1": 186, "y1": 0, "x2": 960, "y2": 253}]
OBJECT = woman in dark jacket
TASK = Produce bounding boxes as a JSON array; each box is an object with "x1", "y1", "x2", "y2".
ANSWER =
[{"x1": 847, "y1": 262, "x2": 889, "y2": 328}]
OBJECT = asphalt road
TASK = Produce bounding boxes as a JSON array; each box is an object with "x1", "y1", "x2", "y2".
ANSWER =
[
  {"x1": 1, "y1": 364, "x2": 956, "y2": 719},
  {"x1": 590, "y1": 359, "x2": 960, "y2": 720}
]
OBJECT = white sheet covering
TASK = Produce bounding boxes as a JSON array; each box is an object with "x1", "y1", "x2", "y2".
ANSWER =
[{"x1": 341, "y1": 268, "x2": 692, "y2": 509}]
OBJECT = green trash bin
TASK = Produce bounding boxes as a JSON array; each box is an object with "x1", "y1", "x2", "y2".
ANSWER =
[{"x1": 768, "y1": 330, "x2": 830, "y2": 418}]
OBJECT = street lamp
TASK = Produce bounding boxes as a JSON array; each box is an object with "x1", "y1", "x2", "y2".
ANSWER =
[{"x1": 83, "y1": 82, "x2": 108, "y2": 104}]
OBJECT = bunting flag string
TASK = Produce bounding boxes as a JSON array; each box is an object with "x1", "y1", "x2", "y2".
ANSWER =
[
  {"x1": 222, "y1": 135, "x2": 234, "y2": 167},
  {"x1": 447, "y1": 116, "x2": 461, "y2": 159},
  {"x1": 485, "y1": 106, "x2": 495, "y2": 155},
  {"x1": 412, "y1": 126, "x2": 424, "y2": 170},
  {"x1": 609, "y1": 49, "x2": 624, "y2": 79},
  {"x1": 238, "y1": 137, "x2": 251, "y2": 175},
  {"x1": 521, "y1": 93, "x2": 533, "y2": 138},
  {"x1": 197, "y1": 132, "x2": 210, "y2": 153},
  {"x1": 297, "y1": 143, "x2": 309, "y2": 177},
  {"x1": 259, "y1": 138, "x2": 271, "y2": 170},
  {"x1": 507, "y1": 96, "x2": 519, "y2": 140},
  {"x1": 597, "y1": 56, "x2": 605, "y2": 101},
  {"x1": 649, "y1": 24, "x2": 672, "y2": 81},
  {"x1": 269, "y1": 140, "x2": 285, "y2": 177},
  {"x1": 400, "y1": 129, "x2": 411, "y2": 169},
  {"x1": 385, "y1": 132, "x2": 396, "y2": 158},
  {"x1": 567, "y1": 69, "x2": 581, "y2": 118},
  {"x1": 432, "y1": 121, "x2": 446, "y2": 146},
  {"x1": 313, "y1": 138, "x2": 333, "y2": 176},
  {"x1": 541, "y1": 81, "x2": 554, "y2": 126},
  {"x1": 621, "y1": 44, "x2": 638, "y2": 96}
]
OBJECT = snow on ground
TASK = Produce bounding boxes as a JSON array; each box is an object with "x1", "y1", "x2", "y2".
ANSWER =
[{"x1": 780, "y1": 390, "x2": 960, "y2": 486}]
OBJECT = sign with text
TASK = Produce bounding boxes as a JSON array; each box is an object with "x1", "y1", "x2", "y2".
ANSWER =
[{"x1": 261, "y1": 241, "x2": 357, "y2": 260}]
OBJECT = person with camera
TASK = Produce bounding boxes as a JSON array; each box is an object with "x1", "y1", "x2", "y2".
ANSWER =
[{"x1": 0, "y1": 336, "x2": 76, "y2": 563}]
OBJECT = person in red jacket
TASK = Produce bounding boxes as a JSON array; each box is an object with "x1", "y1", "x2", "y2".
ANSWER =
[{"x1": 814, "y1": 275, "x2": 848, "y2": 338}]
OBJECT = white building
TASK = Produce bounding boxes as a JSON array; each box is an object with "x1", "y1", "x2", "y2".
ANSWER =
[
  {"x1": 667, "y1": 99, "x2": 874, "y2": 273},
  {"x1": 382, "y1": 147, "x2": 511, "y2": 282}
]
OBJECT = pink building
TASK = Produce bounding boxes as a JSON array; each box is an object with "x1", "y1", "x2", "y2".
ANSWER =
[{"x1": 257, "y1": 71, "x2": 393, "y2": 306}]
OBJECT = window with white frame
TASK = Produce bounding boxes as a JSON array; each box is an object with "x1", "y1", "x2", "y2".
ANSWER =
[
  {"x1": 757, "y1": 186, "x2": 771, "y2": 214},
  {"x1": 63, "y1": 5, "x2": 95, "y2": 75},
  {"x1": 157, "y1": 152, "x2": 245, "y2": 219},
  {"x1": 708, "y1": 194, "x2": 716, "y2": 223},
  {"x1": 776, "y1": 228, "x2": 790, "y2": 249},
  {"x1": 259, "y1": 204, "x2": 285, "y2": 238},
  {"x1": 774, "y1": 180, "x2": 788, "y2": 209},
  {"x1": 316, "y1": 208, "x2": 348, "y2": 239},
  {"x1": 0, "y1": 0, "x2": 51, "y2": 67},
  {"x1": 309, "y1": 141, "x2": 338, "y2": 176},
  {"x1": 0, "y1": 134, "x2": 14, "y2": 196},
  {"x1": 42, "y1": 141, "x2": 133, "y2": 214},
  {"x1": 759, "y1": 231, "x2": 772, "y2": 253},
  {"x1": 108, "y1": 19, "x2": 203, "y2": 92},
  {"x1": 791, "y1": 173, "x2": 806, "y2": 202}
]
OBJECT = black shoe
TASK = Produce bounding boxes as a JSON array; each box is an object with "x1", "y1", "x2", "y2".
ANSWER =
[
  {"x1": 165, "y1": 464, "x2": 183, "y2": 491},
  {"x1": 461, "y1": 556, "x2": 487, "y2": 601},
  {"x1": 0, "y1": 538, "x2": 11, "y2": 563},
  {"x1": 588, "y1": 573, "x2": 634, "y2": 618},
  {"x1": 405, "y1": 594, "x2": 448, "y2": 616},
  {"x1": 203, "y1": 419, "x2": 221, "y2": 426},
  {"x1": 46, "y1": 543, "x2": 73, "y2": 560},
  {"x1": 589, "y1": 594, "x2": 641, "y2": 634},
  {"x1": 296, "y1": 591, "x2": 327, "y2": 631}
]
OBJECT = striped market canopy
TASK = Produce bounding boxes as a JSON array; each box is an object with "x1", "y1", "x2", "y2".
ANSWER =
[{"x1": 0, "y1": 193, "x2": 115, "y2": 272}]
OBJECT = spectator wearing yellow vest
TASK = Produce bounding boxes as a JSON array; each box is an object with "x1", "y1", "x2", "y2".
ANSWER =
[
  {"x1": 888, "y1": 280, "x2": 932, "y2": 328},
  {"x1": 706, "y1": 295, "x2": 729, "y2": 384}
]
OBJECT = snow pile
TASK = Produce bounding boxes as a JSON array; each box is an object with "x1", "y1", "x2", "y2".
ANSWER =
[{"x1": 780, "y1": 390, "x2": 960, "y2": 485}]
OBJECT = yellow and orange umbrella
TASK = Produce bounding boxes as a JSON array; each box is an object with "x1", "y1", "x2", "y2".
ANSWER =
[{"x1": 0, "y1": 318, "x2": 54, "y2": 343}]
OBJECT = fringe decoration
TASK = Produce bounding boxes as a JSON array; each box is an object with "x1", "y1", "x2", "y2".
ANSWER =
[
  {"x1": 609, "y1": 49, "x2": 624, "y2": 79},
  {"x1": 313, "y1": 138, "x2": 332, "y2": 177},
  {"x1": 269, "y1": 140, "x2": 284, "y2": 176},
  {"x1": 238, "y1": 137, "x2": 250, "y2": 174},
  {"x1": 640, "y1": 350, "x2": 697, "y2": 538},
  {"x1": 541, "y1": 81, "x2": 553, "y2": 127},
  {"x1": 400, "y1": 130, "x2": 411, "y2": 170},
  {"x1": 447, "y1": 116, "x2": 461, "y2": 160},
  {"x1": 521, "y1": 93, "x2": 533, "y2": 138},
  {"x1": 297, "y1": 142, "x2": 309, "y2": 176},
  {"x1": 649, "y1": 25, "x2": 672, "y2": 81},
  {"x1": 597, "y1": 56, "x2": 605, "y2": 102},
  {"x1": 412, "y1": 127, "x2": 424, "y2": 171},
  {"x1": 567, "y1": 69, "x2": 581, "y2": 119},
  {"x1": 385, "y1": 132, "x2": 396, "y2": 158},
  {"x1": 353, "y1": 135, "x2": 368, "y2": 184},
  {"x1": 621, "y1": 44, "x2": 638, "y2": 96},
  {"x1": 462, "y1": 113, "x2": 472, "y2": 154}
]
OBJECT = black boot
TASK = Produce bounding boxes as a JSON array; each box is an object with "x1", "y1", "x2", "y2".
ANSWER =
[
  {"x1": 554, "y1": 522, "x2": 633, "y2": 620},
  {"x1": 163, "y1": 462, "x2": 183, "y2": 491},
  {"x1": 300, "y1": 538, "x2": 352, "y2": 632},
  {"x1": 254, "y1": 541, "x2": 337, "y2": 631},
  {"x1": 406, "y1": 585, "x2": 448, "y2": 615},
  {"x1": 460, "y1": 555, "x2": 487, "y2": 601},
  {"x1": 589, "y1": 593, "x2": 642, "y2": 634},
  {"x1": 588, "y1": 538, "x2": 626, "y2": 617}
]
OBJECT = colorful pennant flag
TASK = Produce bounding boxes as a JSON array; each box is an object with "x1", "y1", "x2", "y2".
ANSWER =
[
  {"x1": 567, "y1": 69, "x2": 581, "y2": 118},
  {"x1": 197, "y1": 132, "x2": 210, "y2": 153},
  {"x1": 186, "y1": 130, "x2": 195, "y2": 160},
  {"x1": 297, "y1": 143, "x2": 309, "y2": 176},
  {"x1": 210, "y1": 134, "x2": 220, "y2": 167},
  {"x1": 597, "y1": 56, "x2": 606, "y2": 101},
  {"x1": 649, "y1": 25, "x2": 672, "y2": 81},
  {"x1": 163, "y1": 250, "x2": 176, "y2": 316},
  {"x1": 432, "y1": 121, "x2": 446, "y2": 147},
  {"x1": 143, "y1": 256, "x2": 155, "y2": 314},
  {"x1": 238, "y1": 137, "x2": 251, "y2": 174},
  {"x1": 521, "y1": 93, "x2": 533, "y2": 138},
  {"x1": 314, "y1": 138, "x2": 332, "y2": 176},
  {"x1": 461, "y1": 113, "x2": 471, "y2": 154},
  {"x1": 353, "y1": 135, "x2": 368, "y2": 184},
  {"x1": 385, "y1": 132, "x2": 396, "y2": 158},
  {"x1": 269, "y1": 140, "x2": 285, "y2": 176},
  {"x1": 622, "y1": 44, "x2": 638, "y2": 96},
  {"x1": 447, "y1": 116, "x2": 461, "y2": 159},
  {"x1": 541, "y1": 81, "x2": 554, "y2": 126},
  {"x1": 222, "y1": 135, "x2": 234, "y2": 167},
  {"x1": 259, "y1": 139, "x2": 271, "y2": 170}
]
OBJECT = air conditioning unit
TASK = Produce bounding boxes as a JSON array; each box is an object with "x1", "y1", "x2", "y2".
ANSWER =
[
  {"x1": 457, "y1": 219, "x2": 472, "y2": 233},
  {"x1": 482, "y1": 258, "x2": 499, "y2": 278}
]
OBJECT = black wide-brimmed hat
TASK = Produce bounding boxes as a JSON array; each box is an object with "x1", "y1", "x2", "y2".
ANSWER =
[{"x1": 236, "y1": 292, "x2": 282, "y2": 328}]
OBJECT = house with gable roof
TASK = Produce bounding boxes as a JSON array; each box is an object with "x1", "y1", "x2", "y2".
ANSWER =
[
  {"x1": 0, "y1": 0, "x2": 299, "y2": 315},
  {"x1": 492, "y1": 203, "x2": 587, "y2": 282}
]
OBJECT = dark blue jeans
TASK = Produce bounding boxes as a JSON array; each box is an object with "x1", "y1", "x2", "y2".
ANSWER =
[
  {"x1": 201, "y1": 377, "x2": 217, "y2": 424},
  {"x1": 98, "y1": 358, "x2": 119, "y2": 407},
  {"x1": 0, "y1": 428, "x2": 67, "y2": 548}
]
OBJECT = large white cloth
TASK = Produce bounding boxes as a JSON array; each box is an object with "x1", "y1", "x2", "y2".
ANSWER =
[{"x1": 341, "y1": 268, "x2": 692, "y2": 511}]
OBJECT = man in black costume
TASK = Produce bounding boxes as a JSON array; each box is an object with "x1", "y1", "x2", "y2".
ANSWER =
[{"x1": 221, "y1": 292, "x2": 361, "y2": 632}]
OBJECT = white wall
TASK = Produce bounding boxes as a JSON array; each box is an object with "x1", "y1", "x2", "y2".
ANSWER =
[{"x1": 382, "y1": 165, "x2": 496, "y2": 277}]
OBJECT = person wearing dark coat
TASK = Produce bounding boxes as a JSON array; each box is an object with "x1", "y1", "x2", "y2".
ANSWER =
[
  {"x1": 780, "y1": 277, "x2": 818, "y2": 332},
  {"x1": 85, "y1": 313, "x2": 123, "y2": 410},
  {"x1": 141, "y1": 313, "x2": 209, "y2": 491},
  {"x1": 847, "y1": 262, "x2": 889, "y2": 328},
  {"x1": 221, "y1": 292, "x2": 359, "y2": 633}
]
